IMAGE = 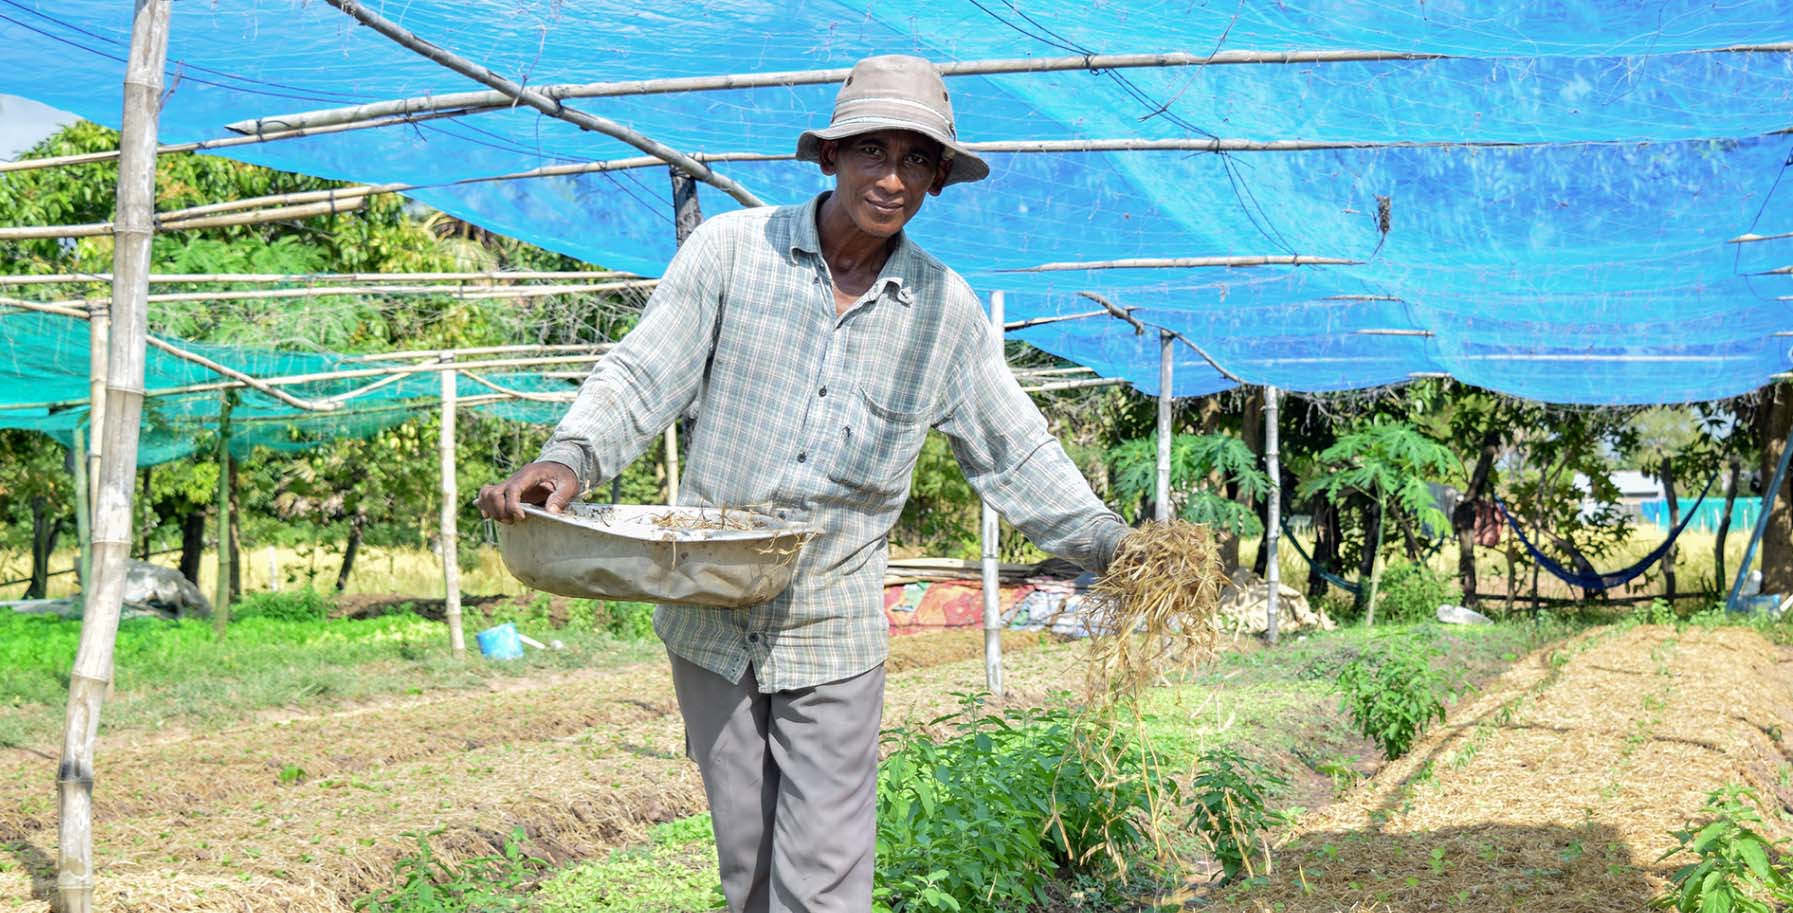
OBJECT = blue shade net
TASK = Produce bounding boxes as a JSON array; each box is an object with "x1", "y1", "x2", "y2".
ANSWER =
[{"x1": 1, "y1": 0, "x2": 1791, "y2": 407}]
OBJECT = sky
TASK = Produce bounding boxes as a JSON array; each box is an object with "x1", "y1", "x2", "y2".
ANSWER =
[{"x1": 0, "y1": 93, "x2": 74, "y2": 161}]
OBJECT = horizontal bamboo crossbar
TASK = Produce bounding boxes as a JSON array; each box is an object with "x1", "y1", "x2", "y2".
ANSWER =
[
  {"x1": 0, "y1": 110, "x2": 472, "y2": 175},
  {"x1": 1001, "y1": 255, "x2": 1361, "y2": 272},
  {"x1": 0, "y1": 197, "x2": 370, "y2": 241},
  {"x1": 5, "y1": 282, "x2": 654, "y2": 310},
  {"x1": 1728, "y1": 230, "x2": 1793, "y2": 244},
  {"x1": 0, "y1": 270, "x2": 637, "y2": 286},
  {"x1": 226, "y1": 49, "x2": 1453, "y2": 135}
]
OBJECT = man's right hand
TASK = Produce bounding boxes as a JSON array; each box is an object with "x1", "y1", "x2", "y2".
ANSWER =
[{"x1": 478, "y1": 461, "x2": 580, "y2": 523}]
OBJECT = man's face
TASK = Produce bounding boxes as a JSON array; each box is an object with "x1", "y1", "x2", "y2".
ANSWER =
[{"x1": 819, "y1": 129, "x2": 953, "y2": 239}]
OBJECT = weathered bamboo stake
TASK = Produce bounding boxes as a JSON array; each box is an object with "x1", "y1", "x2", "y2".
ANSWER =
[
  {"x1": 982, "y1": 291, "x2": 1005, "y2": 698},
  {"x1": 57, "y1": 3, "x2": 171, "y2": 910},
  {"x1": 0, "y1": 354, "x2": 612, "y2": 412},
  {"x1": 1730, "y1": 230, "x2": 1793, "y2": 244},
  {"x1": 1019, "y1": 377, "x2": 1127, "y2": 393},
  {"x1": 343, "y1": 342, "x2": 613, "y2": 362},
  {"x1": 439, "y1": 358, "x2": 465, "y2": 657},
  {"x1": 1170, "y1": 330, "x2": 1249, "y2": 385},
  {"x1": 1264, "y1": 385, "x2": 1281, "y2": 645},
  {"x1": 457, "y1": 372, "x2": 579, "y2": 402},
  {"x1": 0, "y1": 109, "x2": 470, "y2": 175},
  {"x1": 321, "y1": 0, "x2": 764, "y2": 208},
  {"x1": 227, "y1": 48, "x2": 1457, "y2": 134},
  {"x1": 212, "y1": 392, "x2": 234, "y2": 638},
  {"x1": 0, "y1": 270, "x2": 637, "y2": 286},
  {"x1": 85, "y1": 298, "x2": 109, "y2": 523},
  {"x1": 1012, "y1": 366, "x2": 1096, "y2": 378},
  {"x1": 71, "y1": 424, "x2": 91, "y2": 593},
  {"x1": 0, "y1": 197, "x2": 370, "y2": 241},
  {"x1": 5, "y1": 282, "x2": 652, "y2": 313},
  {"x1": 664, "y1": 165, "x2": 702, "y2": 504},
  {"x1": 1156, "y1": 331, "x2": 1173, "y2": 522},
  {"x1": 1001, "y1": 255, "x2": 1361, "y2": 272}
]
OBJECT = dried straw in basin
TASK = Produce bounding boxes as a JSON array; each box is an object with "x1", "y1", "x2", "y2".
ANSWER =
[{"x1": 1083, "y1": 520, "x2": 1227, "y2": 703}]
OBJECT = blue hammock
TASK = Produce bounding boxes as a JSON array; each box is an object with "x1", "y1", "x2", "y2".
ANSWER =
[
  {"x1": 1279, "y1": 515, "x2": 1363, "y2": 596},
  {"x1": 1493, "y1": 473, "x2": 1717, "y2": 592}
]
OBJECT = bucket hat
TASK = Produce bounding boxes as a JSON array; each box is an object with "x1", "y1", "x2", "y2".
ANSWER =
[{"x1": 796, "y1": 55, "x2": 989, "y2": 186}]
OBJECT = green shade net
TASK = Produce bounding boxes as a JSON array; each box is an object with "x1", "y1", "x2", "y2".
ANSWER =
[{"x1": 0, "y1": 309, "x2": 578, "y2": 464}]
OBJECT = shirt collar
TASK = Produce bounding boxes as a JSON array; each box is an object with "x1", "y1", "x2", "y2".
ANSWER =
[{"x1": 789, "y1": 192, "x2": 916, "y2": 306}]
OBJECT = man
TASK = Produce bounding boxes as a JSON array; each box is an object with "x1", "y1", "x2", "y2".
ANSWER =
[{"x1": 478, "y1": 55, "x2": 1130, "y2": 913}]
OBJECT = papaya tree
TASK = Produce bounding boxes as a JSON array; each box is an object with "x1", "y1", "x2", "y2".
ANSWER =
[
  {"x1": 1299, "y1": 420, "x2": 1458, "y2": 625},
  {"x1": 1108, "y1": 432, "x2": 1270, "y2": 562}
]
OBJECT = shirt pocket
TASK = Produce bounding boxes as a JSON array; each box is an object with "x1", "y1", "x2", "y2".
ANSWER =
[{"x1": 826, "y1": 385, "x2": 930, "y2": 500}]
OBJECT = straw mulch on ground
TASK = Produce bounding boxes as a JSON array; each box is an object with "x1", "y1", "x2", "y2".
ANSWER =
[
  {"x1": 0, "y1": 630, "x2": 1065, "y2": 913},
  {"x1": 1205, "y1": 624, "x2": 1793, "y2": 913}
]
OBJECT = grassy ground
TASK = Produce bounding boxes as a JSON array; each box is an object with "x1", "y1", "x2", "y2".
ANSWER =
[{"x1": 0, "y1": 594, "x2": 660, "y2": 750}]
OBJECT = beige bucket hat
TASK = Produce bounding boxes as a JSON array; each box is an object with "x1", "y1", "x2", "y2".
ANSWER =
[{"x1": 796, "y1": 55, "x2": 990, "y2": 186}]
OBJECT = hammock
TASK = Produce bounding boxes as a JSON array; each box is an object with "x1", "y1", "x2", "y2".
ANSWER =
[
  {"x1": 1278, "y1": 515, "x2": 1363, "y2": 596},
  {"x1": 1493, "y1": 472, "x2": 1718, "y2": 593}
]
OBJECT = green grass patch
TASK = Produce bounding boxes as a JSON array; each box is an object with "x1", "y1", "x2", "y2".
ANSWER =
[
  {"x1": 534, "y1": 815, "x2": 724, "y2": 913},
  {"x1": 0, "y1": 594, "x2": 661, "y2": 748}
]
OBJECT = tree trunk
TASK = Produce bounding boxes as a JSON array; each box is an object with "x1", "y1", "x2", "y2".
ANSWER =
[
  {"x1": 1399, "y1": 511, "x2": 1422, "y2": 561},
  {"x1": 28, "y1": 495, "x2": 59, "y2": 599},
  {"x1": 1758, "y1": 384, "x2": 1793, "y2": 593},
  {"x1": 178, "y1": 508, "x2": 205, "y2": 586},
  {"x1": 137, "y1": 466, "x2": 152, "y2": 560},
  {"x1": 1715, "y1": 452, "x2": 1740, "y2": 592},
  {"x1": 1364, "y1": 497, "x2": 1387, "y2": 627},
  {"x1": 1356, "y1": 498, "x2": 1382, "y2": 617},
  {"x1": 1310, "y1": 500, "x2": 1341, "y2": 600},
  {"x1": 227, "y1": 457, "x2": 242, "y2": 605},
  {"x1": 335, "y1": 514, "x2": 365, "y2": 593},
  {"x1": 1452, "y1": 432, "x2": 1499, "y2": 607},
  {"x1": 1658, "y1": 457, "x2": 1679, "y2": 603}
]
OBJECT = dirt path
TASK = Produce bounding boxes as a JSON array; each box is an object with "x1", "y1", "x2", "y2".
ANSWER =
[
  {"x1": 1207, "y1": 625, "x2": 1793, "y2": 913},
  {"x1": 0, "y1": 635, "x2": 1075, "y2": 913}
]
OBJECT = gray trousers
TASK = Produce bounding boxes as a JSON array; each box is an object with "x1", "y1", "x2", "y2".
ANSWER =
[{"x1": 669, "y1": 651, "x2": 885, "y2": 913}]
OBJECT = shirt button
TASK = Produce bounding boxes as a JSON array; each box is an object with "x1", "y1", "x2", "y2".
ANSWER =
[
  {"x1": 796, "y1": 452, "x2": 807, "y2": 463},
  {"x1": 746, "y1": 632, "x2": 762, "y2": 644},
  {"x1": 818, "y1": 387, "x2": 827, "y2": 398}
]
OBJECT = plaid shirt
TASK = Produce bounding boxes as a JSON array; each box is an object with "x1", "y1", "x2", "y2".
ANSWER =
[{"x1": 540, "y1": 193, "x2": 1127, "y2": 692}]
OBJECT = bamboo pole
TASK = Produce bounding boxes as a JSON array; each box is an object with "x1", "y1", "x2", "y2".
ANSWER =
[
  {"x1": 86, "y1": 298, "x2": 109, "y2": 524},
  {"x1": 342, "y1": 342, "x2": 613, "y2": 362},
  {"x1": 0, "y1": 109, "x2": 471, "y2": 175},
  {"x1": 1156, "y1": 331, "x2": 1173, "y2": 522},
  {"x1": 226, "y1": 49, "x2": 1457, "y2": 134},
  {"x1": 457, "y1": 372, "x2": 579, "y2": 402},
  {"x1": 983, "y1": 291, "x2": 1005, "y2": 698},
  {"x1": 1170, "y1": 331, "x2": 1249, "y2": 385},
  {"x1": 0, "y1": 353, "x2": 611, "y2": 412},
  {"x1": 0, "y1": 270, "x2": 638, "y2": 286},
  {"x1": 440, "y1": 359, "x2": 465, "y2": 657},
  {"x1": 5, "y1": 283, "x2": 654, "y2": 314},
  {"x1": 1730, "y1": 230, "x2": 1793, "y2": 245},
  {"x1": 1019, "y1": 377, "x2": 1128, "y2": 393},
  {"x1": 58, "y1": 3, "x2": 171, "y2": 910},
  {"x1": 1001, "y1": 255, "x2": 1360, "y2": 272},
  {"x1": 319, "y1": 0, "x2": 763, "y2": 208},
  {"x1": 663, "y1": 165, "x2": 702, "y2": 505},
  {"x1": 0, "y1": 197, "x2": 370, "y2": 241},
  {"x1": 213, "y1": 392, "x2": 233, "y2": 638},
  {"x1": 1264, "y1": 385, "x2": 1281, "y2": 645},
  {"x1": 72, "y1": 424, "x2": 90, "y2": 594}
]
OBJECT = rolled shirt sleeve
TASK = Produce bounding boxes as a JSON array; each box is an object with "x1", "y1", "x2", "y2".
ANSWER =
[
  {"x1": 537, "y1": 223, "x2": 729, "y2": 490},
  {"x1": 935, "y1": 293, "x2": 1130, "y2": 573}
]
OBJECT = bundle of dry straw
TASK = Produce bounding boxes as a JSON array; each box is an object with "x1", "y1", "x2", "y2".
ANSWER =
[{"x1": 1083, "y1": 520, "x2": 1227, "y2": 703}]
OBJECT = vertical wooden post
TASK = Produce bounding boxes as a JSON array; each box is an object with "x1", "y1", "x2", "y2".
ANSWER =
[
  {"x1": 1264, "y1": 385, "x2": 1281, "y2": 644},
  {"x1": 440, "y1": 356, "x2": 466, "y2": 657},
  {"x1": 1155, "y1": 331, "x2": 1173, "y2": 522},
  {"x1": 213, "y1": 392, "x2": 233, "y2": 638},
  {"x1": 982, "y1": 291, "x2": 1005, "y2": 698},
  {"x1": 57, "y1": 3, "x2": 171, "y2": 909},
  {"x1": 73, "y1": 424, "x2": 91, "y2": 593},
  {"x1": 664, "y1": 165, "x2": 702, "y2": 507}
]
